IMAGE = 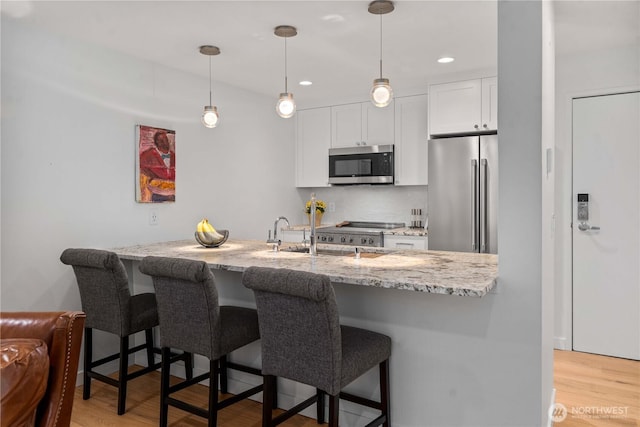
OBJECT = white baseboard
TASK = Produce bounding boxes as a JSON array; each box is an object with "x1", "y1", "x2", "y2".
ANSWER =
[
  {"x1": 547, "y1": 388, "x2": 557, "y2": 427},
  {"x1": 554, "y1": 336, "x2": 569, "y2": 350}
]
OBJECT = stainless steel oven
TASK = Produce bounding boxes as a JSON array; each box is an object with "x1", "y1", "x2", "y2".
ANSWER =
[{"x1": 328, "y1": 144, "x2": 394, "y2": 185}]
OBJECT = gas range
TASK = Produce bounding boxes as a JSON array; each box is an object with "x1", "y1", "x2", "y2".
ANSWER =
[{"x1": 316, "y1": 221, "x2": 405, "y2": 247}]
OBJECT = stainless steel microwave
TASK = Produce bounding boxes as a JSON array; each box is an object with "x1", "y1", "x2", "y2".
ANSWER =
[{"x1": 328, "y1": 144, "x2": 394, "y2": 185}]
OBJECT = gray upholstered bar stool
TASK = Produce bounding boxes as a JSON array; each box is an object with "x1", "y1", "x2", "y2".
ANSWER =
[
  {"x1": 60, "y1": 248, "x2": 193, "y2": 415},
  {"x1": 139, "y1": 256, "x2": 263, "y2": 427},
  {"x1": 242, "y1": 266, "x2": 391, "y2": 427}
]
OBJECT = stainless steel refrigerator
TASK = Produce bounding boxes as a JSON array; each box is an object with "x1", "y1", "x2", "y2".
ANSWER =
[{"x1": 427, "y1": 135, "x2": 498, "y2": 254}]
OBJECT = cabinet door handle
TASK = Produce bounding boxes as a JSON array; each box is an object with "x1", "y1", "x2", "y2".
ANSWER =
[
  {"x1": 483, "y1": 124, "x2": 488, "y2": 129},
  {"x1": 356, "y1": 141, "x2": 361, "y2": 146},
  {"x1": 474, "y1": 124, "x2": 479, "y2": 130}
]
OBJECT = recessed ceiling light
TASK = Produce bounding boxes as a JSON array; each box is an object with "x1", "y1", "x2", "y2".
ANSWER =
[
  {"x1": 299, "y1": 80, "x2": 313, "y2": 86},
  {"x1": 438, "y1": 56, "x2": 455, "y2": 64}
]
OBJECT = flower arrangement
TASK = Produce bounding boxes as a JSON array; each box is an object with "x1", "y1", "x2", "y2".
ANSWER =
[{"x1": 305, "y1": 199, "x2": 326, "y2": 214}]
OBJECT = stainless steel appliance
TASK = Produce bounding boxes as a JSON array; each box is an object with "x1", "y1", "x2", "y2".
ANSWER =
[
  {"x1": 316, "y1": 221, "x2": 405, "y2": 247},
  {"x1": 328, "y1": 145, "x2": 394, "y2": 185},
  {"x1": 428, "y1": 135, "x2": 498, "y2": 254}
]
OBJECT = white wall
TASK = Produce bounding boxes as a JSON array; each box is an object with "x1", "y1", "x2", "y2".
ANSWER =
[
  {"x1": 553, "y1": 43, "x2": 640, "y2": 349},
  {"x1": 498, "y1": 0, "x2": 551, "y2": 423},
  {"x1": 0, "y1": 18, "x2": 298, "y2": 320}
]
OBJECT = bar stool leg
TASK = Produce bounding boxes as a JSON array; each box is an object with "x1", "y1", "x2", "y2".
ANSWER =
[
  {"x1": 317, "y1": 389, "x2": 325, "y2": 424},
  {"x1": 145, "y1": 329, "x2": 155, "y2": 367},
  {"x1": 380, "y1": 359, "x2": 390, "y2": 427},
  {"x1": 219, "y1": 355, "x2": 228, "y2": 393},
  {"x1": 185, "y1": 352, "x2": 194, "y2": 380},
  {"x1": 83, "y1": 328, "x2": 92, "y2": 400},
  {"x1": 117, "y1": 336, "x2": 129, "y2": 415},
  {"x1": 328, "y1": 394, "x2": 339, "y2": 427},
  {"x1": 262, "y1": 375, "x2": 276, "y2": 427},
  {"x1": 159, "y1": 347, "x2": 171, "y2": 427},
  {"x1": 209, "y1": 359, "x2": 219, "y2": 427}
]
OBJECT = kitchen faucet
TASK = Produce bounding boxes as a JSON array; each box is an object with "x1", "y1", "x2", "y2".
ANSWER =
[
  {"x1": 309, "y1": 193, "x2": 317, "y2": 256},
  {"x1": 267, "y1": 216, "x2": 290, "y2": 251}
]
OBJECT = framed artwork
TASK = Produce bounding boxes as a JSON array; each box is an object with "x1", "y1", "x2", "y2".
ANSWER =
[{"x1": 135, "y1": 125, "x2": 176, "y2": 203}]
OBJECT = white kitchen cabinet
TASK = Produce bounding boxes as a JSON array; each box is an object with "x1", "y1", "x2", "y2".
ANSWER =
[
  {"x1": 384, "y1": 234, "x2": 428, "y2": 250},
  {"x1": 331, "y1": 102, "x2": 395, "y2": 148},
  {"x1": 295, "y1": 107, "x2": 331, "y2": 187},
  {"x1": 428, "y1": 77, "x2": 497, "y2": 135},
  {"x1": 394, "y1": 94, "x2": 428, "y2": 186},
  {"x1": 481, "y1": 77, "x2": 498, "y2": 131}
]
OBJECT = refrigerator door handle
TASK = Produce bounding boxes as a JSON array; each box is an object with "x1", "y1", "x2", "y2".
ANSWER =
[
  {"x1": 480, "y1": 158, "x2": 488, "y2": 253},
  {"x1": 471, "y1": 159, "x2": 478, "y2": 251}
]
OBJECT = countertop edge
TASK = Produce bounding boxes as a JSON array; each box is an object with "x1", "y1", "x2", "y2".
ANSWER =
[{"x1": 114, "y1": 239, "x2": 496, "y2": 297}]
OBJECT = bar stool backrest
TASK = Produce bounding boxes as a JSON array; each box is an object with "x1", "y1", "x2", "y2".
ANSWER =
[
  {"x1": 60, "y1": 248, "x2": 131, "y2": 336},
  {"x1": 242, "y1": 266, "x2": 342, "y2": 395},
  {"x1": 138, "y1": 256, "x2": 220, "y2": 360}
]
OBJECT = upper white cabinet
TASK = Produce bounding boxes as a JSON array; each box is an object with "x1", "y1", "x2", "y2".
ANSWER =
[
  {"x1": 481, "y1": 77, "x2": 498, "y2": 131},
  {"x1": 394, "y1": 94, "x2": 428, "y2": 186},
  {"x1": 331, "y1": 102, "x2": 395, "y2": 148},
  {"x1": 428, "y1": 76, "x2": 497, "y2": 136},
  {"x1": 295, "y1": 107, "x2": 331, "y2": 187}
]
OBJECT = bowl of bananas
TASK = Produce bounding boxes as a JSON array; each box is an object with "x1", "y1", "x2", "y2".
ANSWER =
[{"x1": 195, "y1": 218, "x2": 229, "y2": 248}]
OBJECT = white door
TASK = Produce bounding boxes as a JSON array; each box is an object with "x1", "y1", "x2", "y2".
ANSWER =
[{"x1": 572, "y1": 91, "x2": 640, "y2": 360}]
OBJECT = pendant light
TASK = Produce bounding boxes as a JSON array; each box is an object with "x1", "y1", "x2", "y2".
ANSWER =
[
  {"x1": 274, "y1": 25, "x2": 297, "y2": 119},
  {"x1": 368, "y1": 0, "x2": 394, "y2": 108},
  {"x1": 200, "y1": 45, "x2": 220, "y2": 128}
]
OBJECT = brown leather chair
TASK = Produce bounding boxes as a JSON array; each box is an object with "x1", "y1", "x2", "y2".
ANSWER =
[{"x1": 0, "y1": 311, "x2": 85, "y2": 427}]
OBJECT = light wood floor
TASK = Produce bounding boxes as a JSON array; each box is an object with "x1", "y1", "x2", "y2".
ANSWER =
[
  {"x1": 554, "y1": 350, "x2": 639, "y2": 427},
  {"x1": 70, "y1": 350, "x2": 639, "y2": 426}
]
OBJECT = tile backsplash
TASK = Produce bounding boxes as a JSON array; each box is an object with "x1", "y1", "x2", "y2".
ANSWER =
[{"x1": 296, "y1": 185, "x2": 427, "y2": 227}]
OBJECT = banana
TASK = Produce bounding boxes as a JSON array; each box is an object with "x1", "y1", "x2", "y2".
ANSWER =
[
  {"x1": 203, "y1": 219, "x2": 225, "y2": 241},
  {"x1": 195, "y1": 218, "x2": 225, "y2": 245}
]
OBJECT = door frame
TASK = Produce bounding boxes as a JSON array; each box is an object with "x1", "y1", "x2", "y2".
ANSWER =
[{"x1": 562, "y1": 86, "x2": 640, "y2": 352}]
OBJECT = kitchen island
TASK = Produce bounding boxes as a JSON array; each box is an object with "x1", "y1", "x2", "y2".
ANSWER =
[
  {"x1": 112, "y1": 238, "x2": 501, "y2": 426},
  {"x1": 112, "y1": 238, "x2": 497, "y2": 297}
]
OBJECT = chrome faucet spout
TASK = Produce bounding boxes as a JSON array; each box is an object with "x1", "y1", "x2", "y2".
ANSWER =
[
  {"x1": 267, "y1": 216, "x2": 290, "y2": 251},
  {"x1": 273, "y1": 216, "x2": 290, "y2": 242},
  {"x1": 309, "y1": 193, "x2": 317, "y2": 256}
]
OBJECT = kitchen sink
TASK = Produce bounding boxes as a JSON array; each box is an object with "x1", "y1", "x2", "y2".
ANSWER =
[
  {"x1": 282, "y1": 246, "x2": 353, "y2": 256},
  {"x1": 281, "y1": 246, "x2": 384, "y2": 258}
]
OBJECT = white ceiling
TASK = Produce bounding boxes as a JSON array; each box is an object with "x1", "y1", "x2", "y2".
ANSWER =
[{"x1": 2, "y1": 1, "x2": 638, "y2": 107}]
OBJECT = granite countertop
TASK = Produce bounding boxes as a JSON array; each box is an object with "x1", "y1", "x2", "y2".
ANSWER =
[{"x1": 112, "y1": 239, "x2": 496, "y2": 297}]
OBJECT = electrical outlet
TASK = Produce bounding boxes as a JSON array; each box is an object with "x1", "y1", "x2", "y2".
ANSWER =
[
  {"x1": 149, "y1": 210, "x2": 158, "y2": 226},
  {"x1": 328, "y1": 202, "x2": 336, "y2": 213}
]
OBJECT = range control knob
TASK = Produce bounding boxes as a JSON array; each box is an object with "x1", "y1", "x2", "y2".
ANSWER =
[
  {"x1": 321, "y1": 236, "x2": 327, "y2": 242},
  {"x1": 327, "y1": 236, "x2": 334, "y2": 242},
  {"x1": 368, "y1": 238, "x2": 375, "y2": 245},
  {"x1": 361, "y1": 238, "x2": 368, "y2": 245},
  {"x1": 349, "y1": 237, "x2": 354, "y2": 244},
  {"x1": 340, "y1": 236, "x2": 347, "y2": 243}
]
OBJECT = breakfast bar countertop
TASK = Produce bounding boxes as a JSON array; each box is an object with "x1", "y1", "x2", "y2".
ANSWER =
[{"x1": 111, "y1": 239, "x2": 497, "y2": 297}]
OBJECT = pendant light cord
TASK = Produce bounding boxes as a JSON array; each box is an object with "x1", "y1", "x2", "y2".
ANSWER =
[
  {"x1": 379, "y1": 14, "x2": 383, "y2": 79},
  {"x1": 208, "y1": 55, "x2": 213, "y2": 105},
  {"x1": 284, "y1": 36, "x2": 288, "y2": 93}
]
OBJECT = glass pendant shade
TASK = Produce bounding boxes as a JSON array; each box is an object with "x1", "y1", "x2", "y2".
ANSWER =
[
  {"x1": 202, "y1": 105, "x2": 219, "y2": 128},
  {"x1": 370, "y1": 78, "x2": 393, "y2": 107},
  {"x1": 276, "y1": 92, "x2": 296, "y2": 118}
]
